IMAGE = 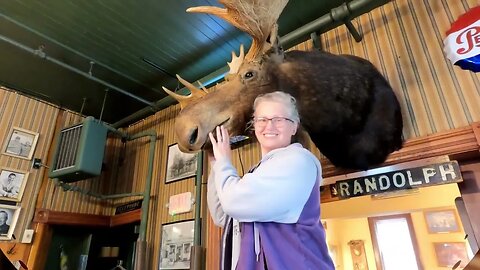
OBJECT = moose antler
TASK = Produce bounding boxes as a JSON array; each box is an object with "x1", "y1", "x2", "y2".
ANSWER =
[
  {"x1": 187, "y1": 0, "x2": 289, "y2": 62},
  {"x1": 162, "y1": 74, "x2": 207, "y2": 109}
]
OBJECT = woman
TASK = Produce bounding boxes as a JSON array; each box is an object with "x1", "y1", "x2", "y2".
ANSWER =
[{"x1": 207, "y1": 91, "x2": 334, "y2": 270}]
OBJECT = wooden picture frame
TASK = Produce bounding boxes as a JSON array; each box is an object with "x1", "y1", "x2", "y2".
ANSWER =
[
  {"x1": 159, "y1": 219, "x2": 195, "y2": 269},
  {"x1": 424, "y1": 209, "x2": 460, "y2": 233},
  {"x1": 0, "y1": 205, "x2": 21, "y2": 240},
  {"x1": 165, "y1": 144, "x2": 198, "y2": 184},
  {"x1": 2, "y1": 127, "x2": 39, "y2": 160},
  {"x1": 0, "y1": 168, "x2": 28, "y2": 202},
  {"x1": 434, "y1": 242, "x2": 469, "y2": 268}
]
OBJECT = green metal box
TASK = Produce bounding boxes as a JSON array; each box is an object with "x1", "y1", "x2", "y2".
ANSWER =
[{"x1": 49, "y1": 117, "x2": 108, "y2": 182}]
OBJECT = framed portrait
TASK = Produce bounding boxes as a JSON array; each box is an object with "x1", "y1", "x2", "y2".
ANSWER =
[
  {"x1": 0, "y1": 204, "x2": 21, "y2": 240},
  {"x1": 0, "y1": 168, "x2": 28, "y2": 202},
  {"x1": 424, "y1": 209, "x2": 460, "y2": 233},
  {"x1": 165, "y1": 144, "x2": 198, "y2": 184},
  {"x1": 2, "y1": 127, "x2": 39, "y2": 160},
  {"x1": 434, "y1": 242, "x2": 469, "y2": 268},
  {"x1": 159, "y1": 219, "x2": 194, "y2": 269}
]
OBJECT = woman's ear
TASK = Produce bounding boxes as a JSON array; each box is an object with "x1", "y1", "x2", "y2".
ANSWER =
[{"x1": 291, "y1": 122, "x2": 298, "y2": 136}]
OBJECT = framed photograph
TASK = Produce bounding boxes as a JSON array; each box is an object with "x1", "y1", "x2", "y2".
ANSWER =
[
  {"x1": 165, "y1": 144, "x2": 198, "y2": 184},
  {"x1": 2, "y1": 127, "x2": 39, "y2": 160},
  {"x1": 434, "y1": 242, "x2": 469, "y2": 268},
  {"x1": 424, "y1": 209, "x2": 460, "y2": 233},
  {"x1": 159, "y1": 219, "x2": 194, "y2": 269},
  {"x1": 0, "y1": 168, "x2": 28, "y2": 202},
  {"x1": 0, "y1": 205, "x2": 21, "y2": 240}
]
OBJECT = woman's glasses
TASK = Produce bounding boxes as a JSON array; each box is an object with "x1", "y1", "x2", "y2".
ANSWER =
[{"x1": 253, "y1": 117, "x2": 294, "y2": 128}]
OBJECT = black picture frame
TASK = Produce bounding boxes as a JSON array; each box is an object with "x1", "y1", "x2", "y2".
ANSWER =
[
  {"x1": 165, "y1": 144, "x2": 198, "y2": 184},
  {"x1": 158, "y1": 219, "x2": 195, "y2": 269}
]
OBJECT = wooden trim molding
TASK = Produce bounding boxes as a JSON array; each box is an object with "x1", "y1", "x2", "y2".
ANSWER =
[
  {"x1": 33, "y1": 208, "x2": 141, "y2": 227},
  {"x1": 110, "y1": 209, "x2": 141, "y2": 227},
  {"x1": 322, "y1": 122, "x2": 480, "y2": 178}
]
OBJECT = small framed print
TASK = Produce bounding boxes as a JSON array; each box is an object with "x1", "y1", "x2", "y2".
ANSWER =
[
  {"x1": 0, "y1": 168, "x2": 28, "y2": 202},
  {"x1": 2, "y1": 127, "x2": 39, "y2": 160},
  {"x1": 434, "y1": 242, "x2": 469, "y2": 268},
  {"x1": 0, "y1": 204, "x2": 21, "y2": 240},
  {"x1": 159, "y1": 219, "x2": 194, "y2": 269},
  {"x1": 424, "y1": 209, "x2": 460, "y2": 233},
  {"x1": 165, "y1": 144, "x2": 198, "y2": 184}
]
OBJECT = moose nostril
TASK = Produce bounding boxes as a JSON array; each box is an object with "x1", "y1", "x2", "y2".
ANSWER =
[{"x1": 189, "y1": 127, "x2": 198, "y2": 145}]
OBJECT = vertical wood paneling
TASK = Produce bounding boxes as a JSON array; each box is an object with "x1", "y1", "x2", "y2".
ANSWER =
[
  {"x1": 0, "y1": 87, "x2": 59, "y2": 242},
  {"x1": 322, "y1": 0, "x2": 479, "y2": 140}
]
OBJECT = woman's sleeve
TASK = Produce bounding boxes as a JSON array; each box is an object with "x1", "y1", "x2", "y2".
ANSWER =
[
  {"x1": 206, "y1": 169, "x2": 227, "y2": 227},
  {"x1": 212, "y1": 148, "x2": 319, "y2": 223}
]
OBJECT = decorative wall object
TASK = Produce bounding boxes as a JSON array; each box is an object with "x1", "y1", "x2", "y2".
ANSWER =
[
  {"x1": 0, "y1": 168, "x2": 28, "y2": 202},
  {"x1": 159, "y1": 219, "x2": 194, "y2": 269},
  {"x1": 168, "y1": 192, "x2": 193, "y2": 216},
  {"x1": 424, "y1": 209, "x2": 460, "y2": 233},
  {"x1": 2, "y1": 127, "x2": 39, "y2": 160},
  {"x1": 165, "y1": 144, "x2": 198, "y2": 184},
  {"x1": 348, "y1": 240, "x2": 369, "y2": 270},
  {"x1": 434, "y1": 242, "x2": 469, "y2": 268},
  {"x1": 0, "y1": 205, "x2": 21, "y2": 240}
]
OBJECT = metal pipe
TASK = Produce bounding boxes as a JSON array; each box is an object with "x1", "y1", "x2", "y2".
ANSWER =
[
  {"x1": 53, "y1": 179, "x2": 144, "y2": 199},
  {"x1": 0, "y1": 12, "x2": 162, "y2": 94},
  {"x1": 130, "y1": 130, "x2": 157, "y2": 270},
  {"x1": 0, "y1": 33, "x2": 155, "y2": 107},
  {"x1": 193, "y1": 151, "x2": 204, "y2": 246},
  {"x1": 113, "y1": 0, "x2": 380, "y2": 127},
  {"x1": 128, "y1": 130, "x2": 157, "y2": 242},
  {"x1": 190, "y1": 151, "x2": 205, "y2": 270},
  {"x1": 345, "y1": 20, "x2": 363, "y2": 42}
]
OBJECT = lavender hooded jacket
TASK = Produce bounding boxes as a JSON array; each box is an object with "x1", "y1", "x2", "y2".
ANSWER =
[{"x1": 207, "y1": 143, "x2": 335, "y2": 270}]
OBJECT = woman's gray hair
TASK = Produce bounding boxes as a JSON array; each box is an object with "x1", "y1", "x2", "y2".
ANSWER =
[{"x1": 253, "y1": 91, "x2": 300, "y2": 123}]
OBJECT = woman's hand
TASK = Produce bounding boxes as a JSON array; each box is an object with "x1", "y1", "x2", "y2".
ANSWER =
[{"x1": 208, "y1": 125, "x2": 232, "y2": 163}]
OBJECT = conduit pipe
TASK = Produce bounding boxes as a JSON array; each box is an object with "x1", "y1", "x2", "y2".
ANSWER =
[
  {"x1": 0, "y1": 33, "x2": 155, "y2": 107},
  {"x1": 113, "y1": 0, "x2": 381, "y2": 127},
  {"x1": 52, "y1": 122, "x2": 157, "y2": 270},
  {"x1": 190, "y1": 151, "x2": 205, "y2": 270}
]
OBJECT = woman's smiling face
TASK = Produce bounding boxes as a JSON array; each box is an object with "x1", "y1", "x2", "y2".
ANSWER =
[{"x1": 253, "y1": 100, "x2": 298, "y2": 155}]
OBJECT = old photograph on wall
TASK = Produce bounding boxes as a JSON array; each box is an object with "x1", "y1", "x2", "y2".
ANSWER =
[
  {"x1": 165, "y1": 144, "x2": 198, "y2": 183},
  {"x1": 0, "y1": 168, "x2": 28, "y2": 202},
  {"x1": 2, "y1": 127, "x2": 39, "y2": 160},
  {"x1": 0, "y1": 205, "x2": 21, "y2": 240},
  {"x1": 159, "y1": 219, "x2": 194, "y2": 269}
]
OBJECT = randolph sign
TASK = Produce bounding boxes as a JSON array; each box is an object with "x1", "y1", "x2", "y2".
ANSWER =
[{"x1": 335, "y1": 161, "x2": 462, "y2": 199}]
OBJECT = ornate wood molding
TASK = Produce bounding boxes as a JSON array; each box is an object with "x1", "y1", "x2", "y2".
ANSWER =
[
  {"x1": 33, "y1": 208, "x2": 141, "y2": 227},
  {"x1": 321, "y1": 123, "x2": 480, "y2": 178}
]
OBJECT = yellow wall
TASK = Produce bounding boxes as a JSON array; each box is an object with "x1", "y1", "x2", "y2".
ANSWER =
[{"x1": 322, "y1": 183, "x2": 470, "y2": 270}]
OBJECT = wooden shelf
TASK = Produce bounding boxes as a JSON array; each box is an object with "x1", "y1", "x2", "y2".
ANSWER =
[{"x1": 33, "y1": 209, "x2": 141, "y2": 227}]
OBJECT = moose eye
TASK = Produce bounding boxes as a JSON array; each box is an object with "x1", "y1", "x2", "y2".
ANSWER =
[{"x1": 244, "y1": 71, "x2": 255, "y2": 79}]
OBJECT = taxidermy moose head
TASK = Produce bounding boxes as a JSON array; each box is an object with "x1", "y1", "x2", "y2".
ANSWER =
[{"x1": 163, "y1": 0, "x2": 403, "y2": 170}]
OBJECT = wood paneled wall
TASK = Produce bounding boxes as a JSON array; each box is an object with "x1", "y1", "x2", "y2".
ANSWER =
[
  {"x1": 0, "y1": 88, "x2": 59, "y2": 243},
  {"x1": 319, "y1": 0, "x2": 480, "y2": 139}
]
